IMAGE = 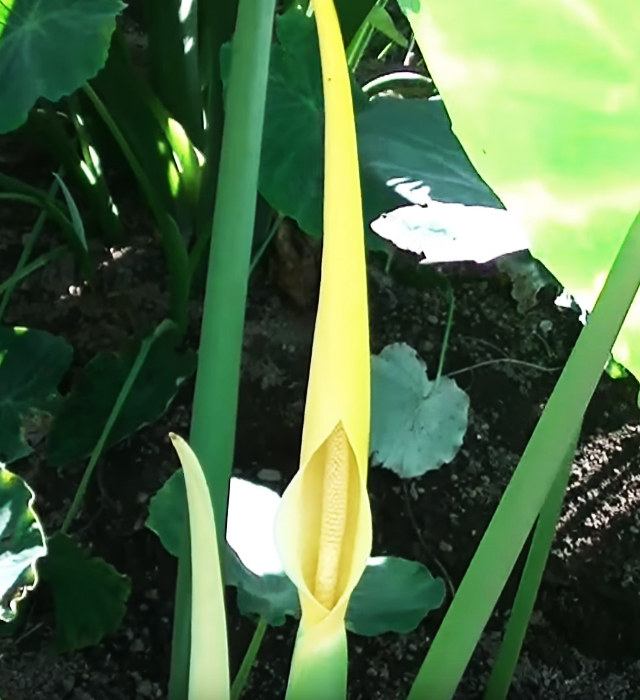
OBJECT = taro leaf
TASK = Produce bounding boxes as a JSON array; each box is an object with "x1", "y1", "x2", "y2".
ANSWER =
[
  {"x1": 47, "y1": 331, "x2": 196, "y2": 467},
  {"x1": 0, "y1": 325, "x2": 73, "y2": 465},
  {"x1": 370, "y1": 343, "x2": 469, "y2": 478},
  {"x1": 39, "y1": 533, "x2": 130, "y2": 651},
  {"x1": 400, "y1": 0, "x2": 640, "y2": 380},
  {"x1": 0, "y1": 466, "x2": 46, "y2": 621},
  {"x1": 346, "y1": 556, "x2": 445, "y2": 636},
  {"x1": 0, "y1": 0, "x2": 125, "y2": 134}
]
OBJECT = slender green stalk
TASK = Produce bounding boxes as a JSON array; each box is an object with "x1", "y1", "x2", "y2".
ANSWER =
[
  {"x1": 0, "y1": 176, "x2": 91, "y2": 277},
  {"x1": 82, "y1": 84, "x2": 190, "y2": 334},
  {"x1": 168, "y1": 0, "x2": 276, "y2": 696},
  {"x1": 230, "y1": 617, "x2": 268, "y2": 700},
  {"x1": 407, "y1": 209, "x2": 640, "y2": 700},
  {"x1": 0, "y1": 173, "x2": 61, "y2": 320},
  {"x1": 435, "y1": 285, "x2": 454, "y2": 385},
  {"x1": 0, "y1": 247, "x2": 67, "y2": 303},
  {"x1": 60, "y1": 321, "x2": 175, "y2": 534},
  {"x1": 249, "y1": 213, "x2": 282, "y2": 276},
  {"x1": 484, "y1": 424, "x2": 580, "y2": 700}
]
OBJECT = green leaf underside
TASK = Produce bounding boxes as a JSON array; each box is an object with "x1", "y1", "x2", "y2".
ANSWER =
[
  {"x1": 371, "y1": 343, "x2": 469, "y2": 478},
  {"x1": 47, "y1": 331, "x2": 196, "y2": 467},
  {"x1": 0, "y1": 325, "x2": 72, "y2": 464},
  {"x1": 0, "y1": 467, "x2": 46, "y2": 621},
  {"x1": 0, "y1": 0, "x2": 124, "y2": 134},
  {"x1": 38, "y1": 533, "x2": 130, "y2": 652}
]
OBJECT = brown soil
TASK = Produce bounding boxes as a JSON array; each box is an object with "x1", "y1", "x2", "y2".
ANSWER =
[{"x1": 2, "y1": 144, "x2": 640, "y2": 700}]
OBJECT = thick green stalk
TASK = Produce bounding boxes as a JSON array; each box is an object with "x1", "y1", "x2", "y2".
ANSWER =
[
  {"x1": 483, "y1": 424, "x2": 580, "y2": 700},
  {"x1": 407, "y1": 209, "x2": 640, "y2": 700},
  {"x1": 168, "y1": 0, "x2": 276, "y2": 697}
]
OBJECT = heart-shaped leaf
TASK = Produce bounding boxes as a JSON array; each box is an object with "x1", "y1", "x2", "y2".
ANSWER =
[{"x1": 371, "y1": 343, "x2": 469, "y2": 478}]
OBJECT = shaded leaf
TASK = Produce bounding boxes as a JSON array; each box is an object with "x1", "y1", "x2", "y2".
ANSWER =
[
  {"x1": 0, "y1": 325, "x2": 72, "y2": 464},
  {"x1": 38, "y1": 533, "x2": 130, "y2": 651},
  {"x1": 346, "y1": 556, "x2": 445, "y2": 636},
  {"x1": 371, "y1": 343, "x2": 469, "y2": 478},
  {"x1": 0, "y1": 466, "x2": 46, "y2": 621},
  {"x1": 0, "y1": 0, "x2": 124, "y2": 134},
  {"x1": 47, "y1": 331, "x2": 196, "y2": 467}
]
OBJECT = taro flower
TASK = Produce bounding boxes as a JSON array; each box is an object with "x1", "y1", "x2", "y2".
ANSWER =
[{"x1": 273, "y1": 0, "x2": 372, "y2": 698}]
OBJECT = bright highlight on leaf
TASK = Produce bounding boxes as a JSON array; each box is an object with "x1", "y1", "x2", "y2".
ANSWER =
[
  {"x1": 273, "y1": 0, "x2": 372, "y2": 697},
  {"x1": 400, "y1": 0, "x2": 640, "y2": 379}
]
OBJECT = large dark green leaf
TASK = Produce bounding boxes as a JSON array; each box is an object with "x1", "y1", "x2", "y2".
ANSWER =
[
  {"x1": 0, "y1": 467, "x2": 46, "y2": 621},
  {"x1": 47, "y1": 331, "x2": 196, "y2": 467},
  {"x1": 0, "y1": 0, "x2": 124, "y2": 134},
  {"x1": 0, "y1": 326, "x2": 72, "y2": 464},
  {"x1": 232, "y1": 7, "x2": 502, "y2": 254},
  {"x1": 39, "y1": 533, "x2": 130, "y2": 651}
]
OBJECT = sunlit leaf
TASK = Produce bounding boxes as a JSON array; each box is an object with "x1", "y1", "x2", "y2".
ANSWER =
[{"x1": 0, "y1": 467, "x2": 46, "y2": 621}]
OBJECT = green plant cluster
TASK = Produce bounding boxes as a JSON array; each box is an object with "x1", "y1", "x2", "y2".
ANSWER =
[{"x1": 1, "y1": 0, "x2": 639, "y2": 698}]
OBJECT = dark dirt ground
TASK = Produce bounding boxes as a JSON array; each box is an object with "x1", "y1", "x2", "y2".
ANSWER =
[{"x1": 4, "y1": 84, "x2": 640, "y2": 700}]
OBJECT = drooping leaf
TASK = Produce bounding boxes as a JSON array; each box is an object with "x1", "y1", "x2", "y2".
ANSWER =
[
  {"x1": 370, "y1": 343, "x2": 469, "y2": 478},
  {"x1": 346, "y1": 556, "x2": 445, "y2": 636},
  {"x1": 0, "y1": 466, "x2": 46, "y2": 621},
  {"x1": 47, "y1": 331, "x2": 196, "y2": 467},
  {"x1": 0, "y1": 326, "x2": 72, "y2": 464},
  {"x1": 400, "y1": 0, "x2": 640, "y2": 379},
  {"x1": 0, "y1": 0, "x2": 125, "y2": 134},
  {"x1": 496, "y1": 251, "x2": 559, "y2": 314},
  {"x1": 38, "y1": 533, "x2": 130, "y2": 651}
]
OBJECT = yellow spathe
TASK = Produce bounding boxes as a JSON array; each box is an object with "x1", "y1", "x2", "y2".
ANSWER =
[{"x1": 273, "y1": 0, "x2": 372, "y2": 697}]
